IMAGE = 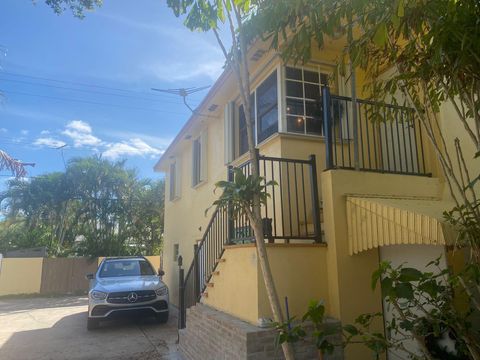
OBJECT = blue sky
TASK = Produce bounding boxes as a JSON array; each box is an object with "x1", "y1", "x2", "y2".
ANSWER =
[{"x1": 0, "y1": 0, "x2": 225, "y2": 186}]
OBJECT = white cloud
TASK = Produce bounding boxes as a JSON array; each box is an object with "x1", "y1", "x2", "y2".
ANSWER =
[
  {"x1": 103, "y1": 138, "x2": 162, "y2": 160},
  {"x1": 0, "y1": 128, "x2": 7, "y2": 133},
  {"x1": 34, "y1": 137, "x2": 67, "y2": 148},
  {"x1": 20, "y1": 129, "x2": 29, "y2": 135},
  {"x1": 62, "y1": 120, "x2": 102, "y2": 148},
  {"x1": 40, "y1": 130, "x2": 50, "y2": 135}
]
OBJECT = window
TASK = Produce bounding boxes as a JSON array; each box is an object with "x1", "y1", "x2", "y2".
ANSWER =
[
  {"x1": 256, "y1": 70, "x2": 278, "y2": 142},
  {"x1": 169, "y1": 159, "x2": 181, "y2": 201},
  {"x1": 173, "y1": 244, "x2": 179, "y2": 262},
  {"x1": 238, "y1": 94, "x2": 254, "y2": 157},
  {"x1": 233, "y1": 70, "x2": 279, "y2": 159},
  {"x1": 192, "y1": 130, "x2": 207, "y2": 187},
  {"x1": 285, "y1": 66, "x2": 329, "y2": 136},
  {"x1": 99, "y1": 260, "x2": 155, "y2": 278}
]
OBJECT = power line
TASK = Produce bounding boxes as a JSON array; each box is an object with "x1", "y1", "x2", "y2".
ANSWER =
[
  {"x1": 0, "y1": 77, "x2": 201, "y2": 106},
  {"x1": 1, "y1": 71, "x2": 205, "y2": 101},
  {"x1": 1, "y1": 89, "x2": 197, "y2": 115}
]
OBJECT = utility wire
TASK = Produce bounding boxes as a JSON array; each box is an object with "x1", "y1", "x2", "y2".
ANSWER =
[
  {"x1": 1, "y1": 89, "x2": 197, "y2": 115},
  {"x1": 1, "y1": 71, "x2": 205, "y2": 101},
  {"x1": 0, "y1": 77, "x2": 200, "y2": 106}
]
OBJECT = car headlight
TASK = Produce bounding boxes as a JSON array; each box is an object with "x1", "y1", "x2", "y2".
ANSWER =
[
  {"x1": 90, "y1": 290, "x2": 107, "y2": 300},
  {"x1": 155, "y1": 286, "x2": 168, "y2": 296}
]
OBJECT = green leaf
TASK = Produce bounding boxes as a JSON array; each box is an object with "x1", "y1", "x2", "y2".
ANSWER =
[
  {"x1": 394, "y1": 282, "x2": 414, "y2": 300},
  {"x1": 397, "y1": 0, "x2": 405, "y2": 17},
  {"x1": 373, "y1": 23, "x2": 388, "y2": 47},
  {"x1": 343, "y1": 324, "x2": 359, "y2": 336},
  {"x1": 399, "y1": 267, "x2": 423, "y2": 282}
]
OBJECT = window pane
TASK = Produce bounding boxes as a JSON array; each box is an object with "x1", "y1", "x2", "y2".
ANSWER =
[
  {"x1": 306, "y1": 117, "x2": 323, "y2": 135},
  {"x1": 304, "y1": 70, "x2": 319, "y2": 83},
  {"x1": 304, "y1": 83, "x2": 320, "y2": 100},
  {"x1": 320, "y1": 73, "x2": 329, "y2": 85},
  {"x1": 286, "y1": 67, "x2": 302, "y2": 80},
  {"x1": 258, "y1": 108, "x2": 278, "y2": 142},
  {"x1": 287, "y1": 115, "x2": 305, "y2": 133},
  {"x1": 286, "y1": 80, "x2": 303, "y2": 98},
  {"x1": 286, "y1": 98, "x2": 304, "y2": 116},
  {"x1": 305, "y1": 100, "x2": 322, "y2": 118},
  {"x1": 257, "y1": 71, "x2": 277, "y2": 117},
  {"x1": 192, "y1": 138, "x2": 201, "y2": 185},
  {"x1": 257, "y1": 71, "x2": 278, "y2": 143},
  {"x1": 169, "y1": 163, "x2": 176, "y2": 200},
  {"x1": 238, "y1": 105, "x2": 248, "y2": 156}
]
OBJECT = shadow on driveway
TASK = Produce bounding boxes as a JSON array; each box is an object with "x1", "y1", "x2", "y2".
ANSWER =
[{"x1": 0, "y1": 296, "x2": 181, "y2": 360}]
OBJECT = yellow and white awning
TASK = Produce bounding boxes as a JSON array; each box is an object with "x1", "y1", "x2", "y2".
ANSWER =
[{"x1": 346, "y1": 196, "x2": 455, "y2": 255}]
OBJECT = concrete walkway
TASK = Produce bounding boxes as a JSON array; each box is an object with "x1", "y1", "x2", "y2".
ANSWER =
[{"x1": 0, "y1": 296, "x2": 182, "y2": 360}]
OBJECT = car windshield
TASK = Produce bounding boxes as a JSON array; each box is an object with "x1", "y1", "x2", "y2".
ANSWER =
[{"x1": 99, "y1": 259, "x2": 156, "y2": 278}]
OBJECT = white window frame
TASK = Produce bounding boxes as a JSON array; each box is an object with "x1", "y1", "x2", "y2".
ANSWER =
[
  {"x1": 191, "y1": 129, "x2": 208, "y2": 187},
  {"x1": 283, "y1": 64, "x2": 333, "y2": 137},
  {"x1": 230, "y1": 66, "x2": 280, "y2": 160},
  {"x1": 169, "y1": 157, "x2": 181, "y2": 201}
]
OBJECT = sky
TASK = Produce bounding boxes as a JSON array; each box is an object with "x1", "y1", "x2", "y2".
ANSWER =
[{"x1": 0, "y1": 0, "x2": 225, "y2": 187}]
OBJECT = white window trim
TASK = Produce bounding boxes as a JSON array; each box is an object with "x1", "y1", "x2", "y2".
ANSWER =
[
  {"x1": 192, "y1": 129, "x2": 208, "y2": 188},
  {"x1": 231, "y1": 67, "x2": 279, "y2": 160},
  {"x1": 282, "y1": 63, "x2": 336, "y2": 137},
  {"x1": 169, "y1": 157, "x2": 181, "y2": 201}
]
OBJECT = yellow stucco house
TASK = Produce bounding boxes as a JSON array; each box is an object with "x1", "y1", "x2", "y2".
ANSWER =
[{"x1": 154, "y1": 35, "x2": 475, "y2": 359}]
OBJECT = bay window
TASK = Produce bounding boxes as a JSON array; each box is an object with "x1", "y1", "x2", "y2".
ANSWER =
[{"x1": 285, "y1": 66, "x2": 329, "y2": 136}]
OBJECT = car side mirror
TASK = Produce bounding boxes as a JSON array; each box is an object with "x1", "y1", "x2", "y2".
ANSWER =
[
  {"x1": 158, "y1": 269, "x2": 165, "y2": 277},
  {"x1": 85, "y1": 273, "x2": 94, "y2": 280}
]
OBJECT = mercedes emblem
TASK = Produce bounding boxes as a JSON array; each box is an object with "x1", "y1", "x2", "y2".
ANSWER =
[{"x1": 127, "y1": 292, "x2": 138, "y2": 303}]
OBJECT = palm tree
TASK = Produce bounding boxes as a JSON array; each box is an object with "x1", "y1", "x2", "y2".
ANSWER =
[{"x1": 0, "y1": 150, "x2": 34, "y2": 178}]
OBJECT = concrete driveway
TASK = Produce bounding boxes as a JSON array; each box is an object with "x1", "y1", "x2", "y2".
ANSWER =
[{"x1": 0, "y1": 296, "x2": 181, "y2": 360}]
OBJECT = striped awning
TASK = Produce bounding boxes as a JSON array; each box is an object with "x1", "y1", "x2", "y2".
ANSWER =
[{"x1": 346, "y1": 196, "x2": 455, "y2": 255}]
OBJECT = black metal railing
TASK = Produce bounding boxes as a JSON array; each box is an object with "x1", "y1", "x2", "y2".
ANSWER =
[
  {"x1": 181, "y1": 205, "x2": 228, "y2": 314},
  {"x1": 177, "y1": 154, "x2": 323, "y2": 329},
  {"x1": 230, "y1": 153, "x2": 322, "y2": 244},
  {"x1": 323, "y1": 87, "x2": 429, "y2": 176}
]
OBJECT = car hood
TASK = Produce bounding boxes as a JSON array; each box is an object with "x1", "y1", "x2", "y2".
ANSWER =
[{"x1": 92, "y1": 276, "x2": 166, "y2": 293}]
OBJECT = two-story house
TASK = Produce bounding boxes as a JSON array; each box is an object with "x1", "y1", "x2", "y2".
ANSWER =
[{"x1": 154, "y1": 35, "x2": 472, "y2": 359}]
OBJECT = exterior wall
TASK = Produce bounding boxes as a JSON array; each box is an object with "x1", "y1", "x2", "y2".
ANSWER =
[
  {"x1": 203, "y1": 244, "x2": 329, "y2": 325},
  {"x1": 180, "y1": 303, "x2": 343, "y2": 360},
  {"x1": 0, "y1": 258, "x2": 43, "y2": 296},
  {"x1": 440, "y1": 101, "x2": 480, "y2": 200},
  {"x1": 321, "y1": 169, "x2": 443, "y2": 358},
  {"x1": 257, "y1": 244, "x2": 329, "y2": 321},
  {"x1": 203, "y1": 246, "x2": 260, "y2": 323},
  {"x1": 0, "y1": 256, "x2": 160, "y2": 297}
]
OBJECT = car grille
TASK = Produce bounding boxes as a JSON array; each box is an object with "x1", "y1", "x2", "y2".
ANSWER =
[
  {"x1": 91, "y1": 300, "x2": 168, "y2": 317},
  {"x1": 107, "y1": 290, "x2": 156, "y2": 304}
]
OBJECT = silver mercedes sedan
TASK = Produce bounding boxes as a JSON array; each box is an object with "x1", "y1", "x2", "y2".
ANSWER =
[{"x1": 86, "y1": 256, "x2": 169, "y2": 330}]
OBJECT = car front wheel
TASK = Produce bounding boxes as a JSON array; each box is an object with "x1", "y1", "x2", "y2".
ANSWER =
[
  {"x1": 156, "y1": 311, "x2": 169, "y2": 324},
  {"x1": 87, "y1": 317, "x2": 100, "y2": 330}
]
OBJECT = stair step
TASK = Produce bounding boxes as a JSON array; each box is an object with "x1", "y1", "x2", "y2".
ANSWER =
[
  {"x1": 212, "y1": 271, "x2": 220, "y2": 276},
  {"x1": 216, "y1": 258, "x2": 226, "y2": 263},
  {"x1": 201, "y1": 291, "x2": 208, "y2": 298},
  {"x1": 206, "y1": 283, "x2": 214, "y2": 288}
]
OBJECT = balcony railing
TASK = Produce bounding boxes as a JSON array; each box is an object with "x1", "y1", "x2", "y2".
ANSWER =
[
  {"x1": 230, "y1": 153, "x2": 322, "y2": 244},
  {"x1": 323, "y1": 87, "x2": 429, "y2": 176}
]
